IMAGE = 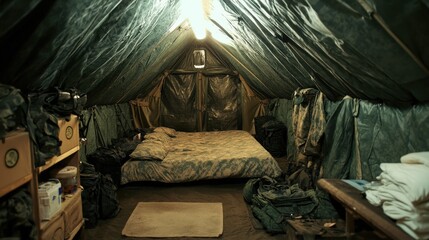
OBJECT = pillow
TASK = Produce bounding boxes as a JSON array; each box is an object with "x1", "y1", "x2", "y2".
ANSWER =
[
  {"x1": 144, "y1": 132, "x2": 171, "y2": 144},
  {"x1": 129, "y1": 139, "x2": 168, "y2": 161},
  {"x1": 400, "y1": 152, "x2": 429, "y2": 167},
  {"x1": 154, "y1": 127, "x2": 177, "y2": 138}
]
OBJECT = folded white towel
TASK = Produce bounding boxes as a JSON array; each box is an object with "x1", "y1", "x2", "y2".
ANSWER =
[
  {"x1": 379, "y1": 163, "x2": 429, "y2": 204},
  {"x1": 364, "y1": 154, "x2": 429, "y2": 239}
]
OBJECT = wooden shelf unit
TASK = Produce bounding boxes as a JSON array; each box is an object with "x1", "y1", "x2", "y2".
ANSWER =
[{"x1": 33, "y1": 114, "x2": 83, "y2": 240}]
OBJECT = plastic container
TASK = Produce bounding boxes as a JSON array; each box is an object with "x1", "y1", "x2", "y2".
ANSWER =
[
  {"x1": 38, "y1": 179, "x2": 62, "y2": 220},
  {"x1": 53, "y1": 166, "x2": 77, "y2": 195}
]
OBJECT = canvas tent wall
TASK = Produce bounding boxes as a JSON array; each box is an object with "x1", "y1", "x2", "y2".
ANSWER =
[
  {"x1": 270, "y1": 97, "x2": 429, "y2": 181},
  {"x1": 1, "y1": 1, "x2": 429, "y2": 180},
  {"x1": 1, "y1": 0, "x2": 428, "y2": 106}
]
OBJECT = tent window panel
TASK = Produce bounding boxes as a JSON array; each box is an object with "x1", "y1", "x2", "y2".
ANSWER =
[
  {"x1": 205, "y1": 75, "x2": 242, "y2": 131},
  {"x1": 161, "y1": 74, "x2": 197, "y2": 131}
]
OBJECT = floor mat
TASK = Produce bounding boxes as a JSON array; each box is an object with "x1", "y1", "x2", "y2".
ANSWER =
[{"x1": 122, "y1": 202, "x2": 223, "y2": 237}]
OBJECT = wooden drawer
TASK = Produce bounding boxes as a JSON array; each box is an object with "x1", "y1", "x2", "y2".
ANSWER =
[
  {"x1": 40, "y1": 213, "x2": 65, "y2": 240},
  {"x1": 0, "y1": 130, "x2": 32, "y2": 197},
  {"x1": 58, "y1": 114, "x2": 79, "y2": 155},
  {"x1": 63, "y1": 190, "x2": 83, "y2": 239}
]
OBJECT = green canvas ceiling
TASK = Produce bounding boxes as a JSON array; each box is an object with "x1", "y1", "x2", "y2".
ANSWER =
[{"x1": 1, "y1": 0, "x2": 428, "y2": 107}]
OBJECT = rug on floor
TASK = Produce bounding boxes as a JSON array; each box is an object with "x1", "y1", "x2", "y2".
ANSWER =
[{"x1": 122, "y1": 202, "x2": 223, "y2": 237}]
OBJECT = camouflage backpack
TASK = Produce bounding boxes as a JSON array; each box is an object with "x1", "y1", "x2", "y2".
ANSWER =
[
  {"x1": 243, "y1": 176, "x2": 319, "y2": 233},
  {"x1": 27, "y1": 87, "x2": 87, "y2": 166}
]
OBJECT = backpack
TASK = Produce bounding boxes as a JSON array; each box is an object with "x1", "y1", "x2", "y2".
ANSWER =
[
  {"x1": 243, "y1": 176, "x2": 318, "y2": 233},
  {"x1": 254, "y1": 115, "x2": 275, "y2": 144},
  {"x1": 28, "y1": 87, "x2": 87, "y2": 118},
  {"x1": 27, "y1": 87, "x2": 86, "y2": 166},
  {"x1": 80, "y1": 162, "x2": 120, "y2": 228},
  {"x1": 99, "y1": 175, "x2": 121, "y2": 219},
  {"x1": 261, "y1": 120, "x2": 287, "y2": 157},
  {"x1": 80, "y1": 163, "x2": 100, "y2": 229},
  {"x1": 87, "y1": 147, "x2": 127, "y2": 187}
]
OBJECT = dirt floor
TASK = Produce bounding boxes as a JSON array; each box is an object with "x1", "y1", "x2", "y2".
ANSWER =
[
  {"x1": 80, "y1": 156, "x2": 290, "y2": 240},
  {"x1": 80, "y1": 178, "x2": 287, "y2": 240}
]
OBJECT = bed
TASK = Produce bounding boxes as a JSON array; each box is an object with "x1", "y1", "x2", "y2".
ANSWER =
[{"x1": 120, "y1": 127, "x2": 282, "y2": 184}]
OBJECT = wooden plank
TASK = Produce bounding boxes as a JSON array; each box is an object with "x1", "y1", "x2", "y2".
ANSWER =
[
  {"x1": 0, "y1": 174, "x2": 32, "y2": 197},
  {"x1": 37, "y1": 146, "x2": 80, "y2": 173},
  {"x1": 287, "y1": 219, "x2": 347, "y2": 237},
  {"x1": 317, "y1": 179, "x2": 413, "y2": 240},
  {"x1": 66, "y1": 220, "x2": 84, "y2": 240}
]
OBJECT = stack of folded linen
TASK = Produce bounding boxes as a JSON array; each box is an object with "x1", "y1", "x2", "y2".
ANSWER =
[{"x1": 365, "y1": 152, "x2": 429, "y2": 240}]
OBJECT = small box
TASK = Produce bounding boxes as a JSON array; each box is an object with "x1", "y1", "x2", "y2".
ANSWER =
[
  {"x1": 58, "y1": 114, "x2": 79, "y2": 155},
  {"x1": 0, "y1": 130, "x2": 32, "y2": 193},
  {"x1": 38, "y1": 179, "x2": 62, "y2": 220},
  {"x1": 40, "y1": 213, "x2": 65, "y2": 240},
  {"x1": 63, "y1": 191, "x2": 83, "y2": 238}
]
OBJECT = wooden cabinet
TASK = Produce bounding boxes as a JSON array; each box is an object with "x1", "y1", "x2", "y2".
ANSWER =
[{"x1": 34, "y1": 114, "x2": 83, "y2": 240}]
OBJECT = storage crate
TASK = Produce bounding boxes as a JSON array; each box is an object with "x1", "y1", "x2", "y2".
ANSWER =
[
  {"x1": 40, "y1": 213, "x2": 65, "y2": 240},
  {"x1": 63, "y1": 190, "x2": 83, "y2": 239},
  {"x1": 58, "y1": 114, "x2": 79, "y2": 155},
  {"x1": 0, "y1": 130, "x2": 32, "y2": 196}
]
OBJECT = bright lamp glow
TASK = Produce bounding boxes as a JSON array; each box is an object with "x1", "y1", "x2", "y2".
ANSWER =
[
  {"x1": 182, "y1": 0, "x2": 206, "y2": 40},
  {"x1": 206, "y1": 22, "x2": 231, "y2": 44},
  {"x1": 171, "y1": 0, "x2": 232, "y2": 44}
]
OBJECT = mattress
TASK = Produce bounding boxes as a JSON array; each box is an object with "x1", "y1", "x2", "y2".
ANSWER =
[{"x1": 121, "y1": 130, "x2": 282, "y2": 184}]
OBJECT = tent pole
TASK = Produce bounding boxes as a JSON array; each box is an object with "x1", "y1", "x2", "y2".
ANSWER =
[
  {"x1": 197, "y1": 72, "x2": 204, "y2": 132},
  {"x1": 357, "y1": 0, "x2": 429, "y2": 76}
]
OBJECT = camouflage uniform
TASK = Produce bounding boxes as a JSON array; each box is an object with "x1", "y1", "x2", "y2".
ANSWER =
[{"x1": 290, "y1": 88, "x2": 326, "y2": 189}]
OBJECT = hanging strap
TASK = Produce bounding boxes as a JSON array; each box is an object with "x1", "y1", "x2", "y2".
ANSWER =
[{"x1": 93, "y1": 108, "x2": 106, "y2": 148}]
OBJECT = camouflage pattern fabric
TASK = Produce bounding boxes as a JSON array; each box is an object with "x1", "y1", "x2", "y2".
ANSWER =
[
  {"x1": 291, "y1": 88, "x2": 326, "y2": 189},
  {"x1": 0, "y1": 84, "x2": 27, "y2": 139},
  {"x1": 244, "y1": 176, "x2": 319, "y2": 234},
  {"x1": 27, "y1": 99, "x2": 60, "y2": 167},
  {"x1": 0, "y1": 189, "x2": 37, "y2": 239}
]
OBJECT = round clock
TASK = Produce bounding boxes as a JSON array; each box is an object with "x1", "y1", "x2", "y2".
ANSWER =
[
  {"x1": 65, "y1": 126, "x2": 73, "y2": 140},
  {"x1": 5, "y1": 149, "x2": 19, "y2": 168}
]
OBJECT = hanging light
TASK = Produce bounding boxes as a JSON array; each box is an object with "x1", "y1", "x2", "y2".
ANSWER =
[
  {"x1": 183, "y1": 0, "x2": 206, "y2": 40},
  {"x1": 172, "y1": 0, "x2": 232, "y2": 44}
]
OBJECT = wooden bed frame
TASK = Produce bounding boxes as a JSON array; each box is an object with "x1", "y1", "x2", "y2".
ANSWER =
[{"x1": 317, "y1": 179, "x2": 413, "y2": 240}]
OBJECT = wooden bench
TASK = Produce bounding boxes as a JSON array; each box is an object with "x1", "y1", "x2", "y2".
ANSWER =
[{"x1": 317, "y1": 179, "x2": 413, "y2": 240}]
